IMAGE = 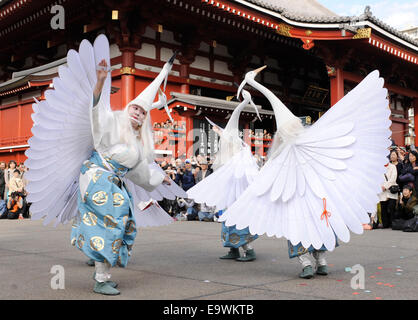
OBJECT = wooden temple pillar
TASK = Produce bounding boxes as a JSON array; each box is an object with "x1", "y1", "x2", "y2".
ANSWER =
[
  {"x1": 328, "y1": 66, "x2": 344, "y2": 107},
  {"x1": 120, "y1": 49, "x2": 136, "y2": 108},
  {"x1": 109, "y1": 6, "x2": 145, "y2": 109},
  {"x1": 178, "y1": 58, "x2": 193, "y2": 157},
  {"x1": 177, "y1": 34, "x2": 201, "y2": 158},
  {"x1": 414, "y1": 98, "x2": 418, "y2": 147},
  {"x1": 179, "y1": 64, "x2": 190, "y2": 94}
]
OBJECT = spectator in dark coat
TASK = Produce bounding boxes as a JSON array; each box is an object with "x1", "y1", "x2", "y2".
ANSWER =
[
  {"x1": 397, "y1": 184, "x2": 418, "y2": 220},
  {"x1": 0, "y1": 162, "x2": 5, "y2": 200},
  {"x1": 175, "y1": 159, "x2": 196, "y2": 191},
  {"x1": 399, "y1": 150, "x2": 418, "y2": 192}
]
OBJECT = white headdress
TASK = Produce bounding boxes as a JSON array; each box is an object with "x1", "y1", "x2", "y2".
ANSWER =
[{"x1": 121, "y1": 52, "x2": 177, "y2": 162}]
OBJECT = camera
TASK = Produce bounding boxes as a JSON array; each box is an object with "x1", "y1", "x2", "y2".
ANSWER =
[{"x1": 10, "y1": 191, "x2": 24, "y2": 199}]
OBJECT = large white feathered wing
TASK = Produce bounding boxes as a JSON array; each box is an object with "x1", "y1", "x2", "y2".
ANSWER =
[
  {"x1": 220, "y1": 70, "x2": 391, "y2": 251},
  {"x1": 25, "y1": 36, "x2": 112, "y2": 226},
  {"x1": 187, "y1": 146, "x2": 259, "y2": 209}
]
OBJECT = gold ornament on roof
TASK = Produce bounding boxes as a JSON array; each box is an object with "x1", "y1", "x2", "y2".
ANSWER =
[
  {"x1": 276, "y1": 23, "x2": 293, "y2": 37},
  {"x1": 352, "y1": 28, "x2": 372, "y2": 39}
]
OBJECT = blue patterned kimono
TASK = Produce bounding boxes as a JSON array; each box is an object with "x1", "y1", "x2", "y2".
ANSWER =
[
  {"x1": 71, "y1": 151, "x2": 137, "y2": 267},
  {"x1": 287, "y1": 240, "x2": 339, "y2": 259},
  {"x1": 219, "y1": 210, "x2": 258, "y2": 248}
]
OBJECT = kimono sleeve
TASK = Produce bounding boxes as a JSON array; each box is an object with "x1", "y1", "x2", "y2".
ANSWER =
[{"x1": 125, "y1": 159, "x2": 165, "y2": 192}]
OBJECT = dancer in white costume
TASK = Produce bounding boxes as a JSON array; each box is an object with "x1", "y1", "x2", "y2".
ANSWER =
[
  {"x1": 187, "y1": 90, "x2": 261, "y2": 261},
  {"x1": 220, "y1": 66, "x2": 391, "y2": 278},
  {"x1": 25, "y1": 35, "x2": 186, "y2": 295}
]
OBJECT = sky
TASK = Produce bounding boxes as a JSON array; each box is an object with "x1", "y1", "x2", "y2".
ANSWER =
[{"x1": 317, "y1": 0, "x2": 418, "y2": 30}]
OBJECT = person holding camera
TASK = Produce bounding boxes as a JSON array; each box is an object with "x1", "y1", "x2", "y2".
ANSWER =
[
  {"x1": 165, "y1": 165, "x2": 177, "y2": 181},
  {"x1": 0, "y1": 191, "x2": 24, "y2": 219},
  {"x1": 176, "y1": 197, "x2": 198, "y2": 220},
  {"x1": 397, "y1": 184, "x2": 418, "y2": 220},
  {"x1": 378, "y1": 161, "x2": 398, "y2": 228}
]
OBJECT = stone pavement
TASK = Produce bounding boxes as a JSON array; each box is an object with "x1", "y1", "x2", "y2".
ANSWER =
[{"x1": 0, "y1": 219, "x2": 417, "y2": 300}]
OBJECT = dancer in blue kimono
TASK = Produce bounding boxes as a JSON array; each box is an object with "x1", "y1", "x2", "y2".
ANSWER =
[
  {"x1": 187, "y1": 90, "x2": 261, "y2": 261},
  {"x1": 25, "y1": 35, "x2": 185, "y2": 295}
]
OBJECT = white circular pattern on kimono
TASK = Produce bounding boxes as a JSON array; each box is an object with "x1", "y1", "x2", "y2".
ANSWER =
[
  {"x1": 82, "y1": 212, "x2": 98, "y2": 226},
  {"x1": 229, "y1": 233, "x2": 240, "y2": 245},
  {"x1": 92, "y1": 171, "x2": 103, "y2": 183},
  {"x1": 297, "y1": 246, "x2": 308, "y2": 255},
  {"x1": 125, "y1": 220, "x2": 136, "y2": 235},
  {"x1": 77, "y1": 235, "x2": 85, "y2": 248},
  {"x1": 90, "y1": 236, "x2": 105, "y2": 251},
  {"x1": 104, "y1": 215, "x2": 117, "y2": 229},
  {"x1": 112, "y1": 193, "x2": 125, "y2": 207},
  {"x1": 108, "y1": 175, "x2": 120, "y2": 185},
  {"x1": 112, "y1": 239, "x2": 122, "y2": 254},
  {"x1": 92, "y1": 191, "x2": 108, "y2": 206}
]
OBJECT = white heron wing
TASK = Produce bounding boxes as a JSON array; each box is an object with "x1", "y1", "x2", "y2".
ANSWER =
[
  {"x1": 187, "y1": 146, "x2": 258, "y2": 209},
  {"x1": 220, "y1": 70, "x2": 391, "y2": 250},
  {"x1": 93, "y1": 35, "x2": 112, "y2": 112},
  {"x1": 25, "y1": 36, "x2": 113, "y2": 226},
  {"x1": 134, "y1": 201, "x2": 174, "y2": 228}
]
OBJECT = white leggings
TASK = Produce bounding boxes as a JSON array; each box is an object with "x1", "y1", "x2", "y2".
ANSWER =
[
  {"x1": 95, "y1": 260, "x2": 112, "y2": 282},
  {"x1": 298, "y1": 251, "x2": 327, "y2": 268}
]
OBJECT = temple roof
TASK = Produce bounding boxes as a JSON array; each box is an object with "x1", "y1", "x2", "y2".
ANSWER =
[
  {"x1": 239, "y1": 0, "x2": 338, "y2": 18},
  {"x1": 234, "y1": 1, "x2": 418, "y2": 48}
]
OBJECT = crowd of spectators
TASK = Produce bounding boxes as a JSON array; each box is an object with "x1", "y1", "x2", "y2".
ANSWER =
[
  {"x1": 153, "y1": 120, "x2": 186, "y2": 131},
  {"x1": 157, "y1": 155, "x2": 222, "y2": 222},
  {"x1": 0, "y1": 161, "x2": 30, "y2": 220},
  {"x1": 248, "y1": 129, "x2": 272, "y2": 140},
  {"x1": 375, "y1": 144, "x2": 418, "y2": 232}
]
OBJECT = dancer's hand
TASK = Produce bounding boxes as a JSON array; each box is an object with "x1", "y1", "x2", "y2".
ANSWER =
[
  {"x1": 163, "y1": 175, "x2": 171, "y2": 185},
  {"x1": 96, "y1": 59, "x2": 108, "y2": 83},
  {"x1": 93, "y1": 59, "x2": 108, "y2": 103}
]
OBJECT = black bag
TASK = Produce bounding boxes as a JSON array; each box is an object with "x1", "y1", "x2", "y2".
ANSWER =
[
  {"x1": 384, "y1": 174, "x2": 399, "y2": 194},
  {"x1": 391, "y1": 219, "x2": 406, "y2": 230},
  {"x1": 389, "y1": 185, "x2": 400, "y2": 194},
  {"x1": 403, "y1": 216, "x2": 418, "y2": 232}
]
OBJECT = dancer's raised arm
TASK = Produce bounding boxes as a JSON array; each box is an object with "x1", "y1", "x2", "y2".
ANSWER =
[{"x1": 93, "y1": 59, "x2": 108, "y2": 106}]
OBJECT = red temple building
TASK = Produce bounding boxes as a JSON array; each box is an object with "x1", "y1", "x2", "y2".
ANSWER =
[{"x1": 0, "y1": 0, "x2": 417, "y2": 164}]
